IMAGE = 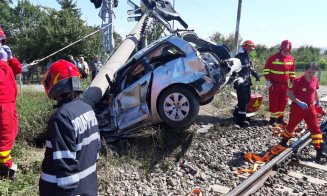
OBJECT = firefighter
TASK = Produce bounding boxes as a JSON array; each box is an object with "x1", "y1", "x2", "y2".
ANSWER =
[
  {"x1": 39, "y1": 60, "x2": 100, "y2": 196},
  {"x1": 263, "y1": 40, "x2": 296, "y2": 126},
  {"x1": 233, "y1": 40, "x2": 260, "y2": 127},
  {"x1": 279, "y1": 62, "x2": 326, "y2": 163},
  {"x1": 0, "y1": 28, "x2": 22, "y2": 180}
]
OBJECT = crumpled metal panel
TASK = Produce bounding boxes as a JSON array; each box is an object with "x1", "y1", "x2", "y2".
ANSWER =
[
  {"x1": 114, "y1": 73, "x2": 151, "y2": 129},
  {"x1": 95, "y1": 34, "x2": 243, "y2": 138}
]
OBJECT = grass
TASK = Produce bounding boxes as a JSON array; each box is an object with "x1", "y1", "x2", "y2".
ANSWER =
[
  {"x1": 0, "y1": 90, "x2": 52, "y2": 196},
  {"x1": 16, "y1": 90, "x2": 54, "y2": 146},
  {"x1": 0, "y1": 142, "x2": 43, "y2": 196}
]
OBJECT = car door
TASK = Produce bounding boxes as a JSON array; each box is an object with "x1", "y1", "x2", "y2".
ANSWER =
[{"x1": 113, "y1": 63, "x2": 152, "y2": 130}]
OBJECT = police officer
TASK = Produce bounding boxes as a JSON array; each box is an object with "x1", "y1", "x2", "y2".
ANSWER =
[
  {"x1": 39, "y1": 60, "x2": 100, "y2": 195},
  {"x1": 233, "y1": 40, "x2": 260, "y2": 127}
]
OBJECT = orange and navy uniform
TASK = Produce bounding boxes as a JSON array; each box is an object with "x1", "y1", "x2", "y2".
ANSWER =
[
  {"x1": 282, "y1": 75, "x2": 323, "y2": 149},
  {"x1": 263, "y1": 52, "x2": 295, "y2": 119},
  {"x1": 0, "y1": 57, "x2": 22, "y2": 168}
]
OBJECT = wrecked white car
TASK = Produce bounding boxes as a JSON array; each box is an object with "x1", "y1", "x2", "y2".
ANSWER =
[{"x1": 95, "y1": 33, "x2": 242, "y2": 138}]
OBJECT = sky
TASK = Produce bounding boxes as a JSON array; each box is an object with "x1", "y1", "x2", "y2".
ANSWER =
[{"x1": 13, "y1": 0, "x2": 327, "y2": 49}]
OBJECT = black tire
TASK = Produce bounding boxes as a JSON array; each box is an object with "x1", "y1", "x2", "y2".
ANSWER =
[
  {"x1": 157, "y1": 87, "x2": 199, "y2": 128},
  {"x1": 200, "y1": 96, "x2": 214, "y2": 106}
]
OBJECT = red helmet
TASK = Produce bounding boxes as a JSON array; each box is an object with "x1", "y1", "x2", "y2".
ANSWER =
[
  {"x1": 242, "y1": 40, "x2": 255, "y2": 49},
  {"x1": 0, "y1": 28, "x2": 6, "y2": 41},
  {"x1": 42, "y1": 59, "x2": 82, "y2": 99},
  {"x1": 280, "y1": 40, "x2": 292, "y2": 52}
]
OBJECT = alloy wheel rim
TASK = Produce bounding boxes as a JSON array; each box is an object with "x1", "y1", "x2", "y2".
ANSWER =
[{"x1": 163, "y1": 92, "x2": 190, "y2": 121}]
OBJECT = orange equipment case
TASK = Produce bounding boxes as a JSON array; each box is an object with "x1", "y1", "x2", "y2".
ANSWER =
[{"x1": 246, "y1": 93, "x2": 263, "y2": 113}]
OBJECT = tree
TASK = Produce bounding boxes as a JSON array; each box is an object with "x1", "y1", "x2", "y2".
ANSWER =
[
  {"x1": 0, "y1": 0, "x2": 12, "y2": 4},
  {"x1": 209, "y1": 31, "x2": 242, "y2": 52},
  {"x1": 146, "y1": 21, "x2": 164, "y2": 44},
  {"x1": 57, "y1": 0, "x2": 81, "y2": 18}
]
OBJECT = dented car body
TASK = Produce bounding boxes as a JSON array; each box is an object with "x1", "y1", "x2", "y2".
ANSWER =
[{"x1": 95, "y1": 33, "x2": 242, "y2": 138}]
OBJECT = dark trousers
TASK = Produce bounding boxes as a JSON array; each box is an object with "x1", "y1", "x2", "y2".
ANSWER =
[
  {"x1": 235, "y1": 84, "x2": 251, "y2": 123},
  {"x1": 22, "y1": 71, "x2": 30, "y2": 83}
]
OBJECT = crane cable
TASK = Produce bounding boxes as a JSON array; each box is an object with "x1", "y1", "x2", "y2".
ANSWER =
[{"x1": 23, "y1": 10, "x2": 139, "y2": 69}]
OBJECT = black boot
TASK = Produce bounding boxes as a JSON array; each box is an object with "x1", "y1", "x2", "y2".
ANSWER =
[
  {"x1": 269, "y1": 118, "x2": 278, "y2": 126},
  {"x1": 238, "y1": 120, "x2": 250, "y2": 127},
  {"x1": 8, "y1": 163, "x2": 17, "y2": 181},
  {"x1": 277, "y1": 116, "x2": 287, "y2": 126},
  {"x1": 8, "y1": 169, "x2": 16, "y2": 181},
  {"x1": 315, "y1": 149, "x2": 327, "y2": 164},
  {"x1": 0, "y1": 165, "x2": 9, "y2": 178},
  {"x1": 315, "y1": 143, "x2": 327, "y2": 164},
  {"x1": 279, "y1": 139, "x2": 288, "y2": 147},
  {"x1": 233, "y1": 107, "x2": 238, "y2": 117},
  {"x1": 235, "y1": 112, "x2": 250, "y2": 127}
]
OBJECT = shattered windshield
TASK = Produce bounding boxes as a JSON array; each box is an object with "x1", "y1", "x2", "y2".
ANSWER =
[{"x1": 126, "y1": 36, "x2": 172, "y2": 64}]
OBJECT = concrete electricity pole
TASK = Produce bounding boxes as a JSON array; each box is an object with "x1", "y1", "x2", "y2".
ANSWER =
[{"x1": 234, "y1": 0, "x2": 242, "y2": 52}]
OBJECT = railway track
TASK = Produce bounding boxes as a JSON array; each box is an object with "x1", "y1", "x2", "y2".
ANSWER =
[{"x1": 227, "y1": 120, "x2": 327, "y2": 196}]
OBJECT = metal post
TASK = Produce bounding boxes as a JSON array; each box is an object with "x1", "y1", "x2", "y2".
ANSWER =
[
  {"x1": 234, "y1": 0, "x2": 242, "y2": 52},
  {"x1": 108, "y1": 0, "x2": 114, "y2": 54},
  {"x1": 172, "y1": 0, "x2": 175, "y2": 30},
  {"x1": 100, "y1": 0, "x2": 115, "y2": 64}
]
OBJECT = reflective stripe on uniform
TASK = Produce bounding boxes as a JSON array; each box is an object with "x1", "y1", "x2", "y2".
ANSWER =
[
  {"x1": 76, "y1": 132, "x2": 100, "y2": 151},
  {"x1": 312, "y1": 139, "x2": 323, "y2": 144},
  {"x1": 311, "y1": 134, "x2": 323, "y2": 144},
  {"x1": 272, "y1": 61, "x2": 294, "y2": 65},
  {"x1": 0, "y1": 155, "x2": 12, "y2": 163},
  {"x1": 53, "y1": 151, "x2": 76, "y2": 160},
  {"x1": 311, "y1": 134, "x2": 323, "y2": 139},
  {"x1": 263, "y1": 69, "x2": 294, "y2": 76},
  {"x1": 263, "y1": 69, "x2": 270, "y2": 75},
  {"x1": 270, "y1": 70, "x2": 286, "y2": 75},
  {"x1": 0, "y1": 150, "x2": 11, "y2": 157},
  {"x1": 281, "y1": 129, "x2": 293, "y2": 138},
  {"x1": 46, "y1": 140, "x2": 52, "y2": 148},
  {"x1": 238, "y1": 111, "x2": 247, "y2": 115},
  {"x1": 270, "y1": 112, "x2": 280, "y2": 118},
  {"x1": 41, "y1": 163, "x2": 96, "y2": 186}
]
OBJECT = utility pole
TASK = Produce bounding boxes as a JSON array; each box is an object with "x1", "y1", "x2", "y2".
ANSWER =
[
  {"x1": 234, "y1": 0, "x2": 242, "y2": 52},
  {"x1": 172, "y1": 0, "x2": 175, "y2": 30},
  {"x1": 99, "y1": 0, "x2": 115, "y2": 63}
]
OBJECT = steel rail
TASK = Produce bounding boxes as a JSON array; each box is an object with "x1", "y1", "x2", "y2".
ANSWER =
[{"x1": 227, "y1": 132, "x2": 311, "y2": 196}]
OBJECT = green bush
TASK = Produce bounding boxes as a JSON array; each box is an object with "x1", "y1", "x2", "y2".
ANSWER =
[
  {"x1": 319, "y1": 59, "x2": 327, "y2": 70},
  {"x1": 16, "y1": 90, "x2": 54, "y2": 146}
]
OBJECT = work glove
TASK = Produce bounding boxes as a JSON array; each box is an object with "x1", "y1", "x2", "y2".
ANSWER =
[
  {"x1": 2, "y1": 45, "x2": 12, "y2": 59},
  {"x1": 297, "y1": 101, "x2": 308, "y2": 110},
  {"x1": 0, "y1": 47, "x2": 8, "y2": 61},
  {"x1": 266, "y1": 80, "x2": 272, "y2": 88}
]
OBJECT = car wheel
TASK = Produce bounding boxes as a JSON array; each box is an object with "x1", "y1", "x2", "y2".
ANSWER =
[
  {"x1": 158, "y1": 87, "x2": 199, "y2": 128},
  {"x1": 200, "y1": 96, "x2": 214, "y2": 106}
]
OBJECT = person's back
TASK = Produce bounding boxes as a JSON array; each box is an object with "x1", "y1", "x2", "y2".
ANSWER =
[
  {"x1": 40, "y1": 98, "x2": 99, "y2": 196},
  {"x1": 39, "y1": 60, "x2": 100, "y2": 196}
]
